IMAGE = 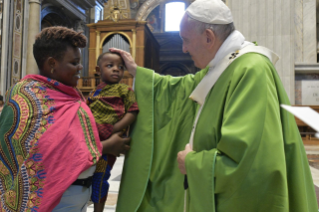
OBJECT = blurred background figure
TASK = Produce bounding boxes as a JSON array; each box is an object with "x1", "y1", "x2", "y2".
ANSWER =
[{"x1": 0, "y1": 95, "x2": 3, "y2": 115}]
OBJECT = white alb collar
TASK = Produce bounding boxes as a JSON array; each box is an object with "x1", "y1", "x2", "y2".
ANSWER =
[
  {"x1": 189, "y1": 30, "x2": 253, "y2": 105},
  {"x1": 208, "y1": 30, "x2": 249, "y2": 69},
  {"x1": 189, "y1": 30, "x2": 278, "y2": 106}
]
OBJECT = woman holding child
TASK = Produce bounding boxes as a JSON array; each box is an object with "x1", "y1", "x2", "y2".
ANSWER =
[{"x1": 0, "y1": 26, "x2": 130, "y2": 211}]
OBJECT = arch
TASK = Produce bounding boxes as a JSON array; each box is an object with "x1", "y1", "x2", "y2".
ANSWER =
[
  {"x1": 100, "y1": 31, "x2": 133, "y2": 49},
  {"x1": 160, "y1": 62, "x2": 190, "y2": 76},
  {"x1": 102, "y1": 34, "x2": 130, "y2": 53},
  {"x1": 136, "y1": 0, "x2": 162, "y2": 21},
  {"x1": 41, "y1": 6, "x2": 69, "y2": 22},
  {"x1": 41, "y1": 6, "x2": 72, "y2": 28},
  {"x1": 136, "y1": 0, "x2": 190, "y2": 21}
]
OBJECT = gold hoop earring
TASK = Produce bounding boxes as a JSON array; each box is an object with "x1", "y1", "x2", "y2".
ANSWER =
[{"x1": 51, "y1": 68, "x2": 54, "y2": 74}]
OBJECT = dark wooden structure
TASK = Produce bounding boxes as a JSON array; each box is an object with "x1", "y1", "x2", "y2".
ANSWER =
[
  {"x1": 294, "y1": 105, "x2": 319, "y2": 145},
  {"x1": 78, "y1": 19, "x2": 160, "y2": 94}
]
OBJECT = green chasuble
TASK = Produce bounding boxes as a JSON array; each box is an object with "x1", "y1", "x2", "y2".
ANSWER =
[{"x1": 116, "y1": 53, "x2": 318, "y2": 212}]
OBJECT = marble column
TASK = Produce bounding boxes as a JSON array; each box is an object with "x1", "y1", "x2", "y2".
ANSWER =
[
  {"x1": 0, "y1": 0, "x2": 9, "y2": 95},
  {"x1": 26, "y1": 0, "x2": 42, "y2": 75},
  {"x1": 302, "y1": 0, "x2": 317, "y2": 63},
  {"x1": 228, "y1": 0, "x2": 296, "y2": 103}
]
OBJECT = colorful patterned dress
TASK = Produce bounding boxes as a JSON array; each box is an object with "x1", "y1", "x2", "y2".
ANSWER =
[
  {"x1": 0, "y1": 75, "x2": 102, "y2": 212},
  {"x1": 87, "y1": 82, "x2": 138, "y2": 203}
]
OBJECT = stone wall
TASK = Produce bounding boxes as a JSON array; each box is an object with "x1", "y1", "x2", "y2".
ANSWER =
[
  {"x1": 227, "y1": 0, "x2": 298, "y2": 103},
  {"x1": 0, "y1": 0, "x2": 28, "y2": 95}
]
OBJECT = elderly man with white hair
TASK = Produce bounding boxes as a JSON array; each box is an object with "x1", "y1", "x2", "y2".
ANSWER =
[{"x1": 111, "y1": 0, "x2": 318, "y2": 211}]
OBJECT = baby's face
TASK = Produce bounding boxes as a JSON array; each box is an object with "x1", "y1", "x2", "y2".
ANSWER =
[{"x1": 99, "y1": 54, "x2": 125, "y2": 84}]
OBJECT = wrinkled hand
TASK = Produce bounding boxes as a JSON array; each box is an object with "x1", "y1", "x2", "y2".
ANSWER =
[
  {"x1": 109, "y1": 48, "x2": 137, "y2": 77},
  {"x1": 177, "y1": 144, "x2": 193, "y2": 175},
  {"x1": 101, "y1": 131, "x2": 131, "y2": 156}
]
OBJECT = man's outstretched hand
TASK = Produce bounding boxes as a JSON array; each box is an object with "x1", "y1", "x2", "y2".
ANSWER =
[
  {"x1": 101, "y1": 131, "x2": 131, "y2": 156},
  {"x1": 109, "y1": 48, "x2": 137, "y2": 77}
]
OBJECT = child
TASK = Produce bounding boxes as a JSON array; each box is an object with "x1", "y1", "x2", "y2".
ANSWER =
[{"x1": 87, "y1": 52, "x2": 139, "y2": 212}]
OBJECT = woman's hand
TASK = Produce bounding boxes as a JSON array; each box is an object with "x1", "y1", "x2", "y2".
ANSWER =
[
  {"x1": 101, "y1": 131, "x2": 131, "y2": 156},
  {"x1": 109, "y1": 48, "x2": 137, "y2": 77}
]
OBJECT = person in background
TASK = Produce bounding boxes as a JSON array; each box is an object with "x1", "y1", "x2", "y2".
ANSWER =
[
  {"x1": 87, "y1": 52, "x2": 138, "y2": 212},
  {"x1": 0, "y1": 26, "x2": 130, "y2": 212},
  {"x1": 110, "y1": 0, "x2": 318, "y2": 211},
  {"x1": 0, "y1": 95, "x2": 3, "y2": 115}
]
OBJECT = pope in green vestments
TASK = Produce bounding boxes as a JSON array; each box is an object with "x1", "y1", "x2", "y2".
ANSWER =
[
  {"x1": 116, "y1": 56, "x2": 318, "y2": 212},
  {"x1": 113, "y1": 0, "x2": 318, "y2": 211}
]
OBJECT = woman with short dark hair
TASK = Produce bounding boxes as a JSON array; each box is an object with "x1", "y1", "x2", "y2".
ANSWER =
[{"x1": 0, "y1": 26, "x2": 130, "y2": 212}]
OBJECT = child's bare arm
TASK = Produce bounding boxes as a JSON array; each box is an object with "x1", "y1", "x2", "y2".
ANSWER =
[{"x1": 112, "y1": 111, "x2": 137, "y2": 133}]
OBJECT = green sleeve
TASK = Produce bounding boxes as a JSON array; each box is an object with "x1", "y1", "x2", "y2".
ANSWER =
[
  {"x1": 116, "y1": 66, "x2": 208, "y2": 212},
  {"x1": 185, "y1": 149, "x2": 219, "y2": 211}
]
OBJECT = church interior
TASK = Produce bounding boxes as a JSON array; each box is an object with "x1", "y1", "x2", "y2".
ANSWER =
[{"x1": 1, "y1": 0, "x2": 319, "y2": 210}]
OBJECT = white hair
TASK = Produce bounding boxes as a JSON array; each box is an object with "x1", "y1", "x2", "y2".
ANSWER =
[{"x1": 186, "y1": 15, "x2": 235, "y2": 42}]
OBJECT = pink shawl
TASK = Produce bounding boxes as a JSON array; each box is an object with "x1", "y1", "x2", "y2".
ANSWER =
[{"x1": 0, "y1": 75, "x2": 102, "y2": 211}]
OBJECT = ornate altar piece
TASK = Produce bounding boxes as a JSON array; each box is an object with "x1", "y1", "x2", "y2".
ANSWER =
[
  {"x1": 104, "y1": 0, "x2": 130, "y2": 22},
  {"x1": 78, "y1": 0, "x2": 159, "y2": 95}
]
